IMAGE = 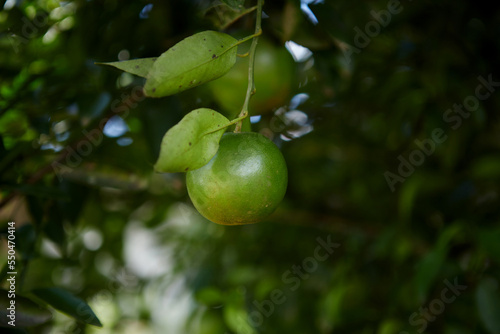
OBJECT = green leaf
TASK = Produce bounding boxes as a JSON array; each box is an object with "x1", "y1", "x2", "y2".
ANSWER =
[
  {"x1": 321, "y1": 286, "x2": 346, "y2": 324},
  {"x1": 478, "y1": 227, "x2": 500, "y2": 263},
  {"x1": 223, "y1": 304, "x2": 256, "y2": 334},
  {"x1": 471, "y1": 155, "x2": 500, "y2": 179},
  {"x1": 221, "y1": 0, "x2": 245, "y2": 11},
  {"x1": 195, "y1": 287, "x2": 224, "y2": 307},
  {"x1": 144, "y1": 31, "x2": 238, "y2": 97},
  {"x1": 155, "y1": 108, "x2": 229, "y2": 173},
  {"x1": 414, "y1": 225, "x2": 461, "y2": 302},
  {"x1": 0, "y1": 290, "x2": 52, "y2": 328},
  {"x1": 476, "y1": 277, "x2": 500, "y2": 334},
  {"x1": 96, "y1": 57, "x2": 157, "y2": 78},
  {"x1": 31, "y1": 288, "x2": 102, "y2": 327}
]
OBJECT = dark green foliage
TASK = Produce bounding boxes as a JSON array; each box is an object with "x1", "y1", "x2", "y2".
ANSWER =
[{"x1": 0, "y1": 0, "x2": 499, "y2": 333}]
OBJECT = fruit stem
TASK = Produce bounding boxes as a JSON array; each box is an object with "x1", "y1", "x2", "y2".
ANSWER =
[
  {"x1": 235, "y1": 0, "x2": 263, "y2": 133},
  {"x1": 236, "y1": 30, "x2": 262, "y2": 46}
]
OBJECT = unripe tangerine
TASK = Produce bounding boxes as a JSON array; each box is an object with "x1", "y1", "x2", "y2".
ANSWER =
[{"x1": 186, "y1": 132, "x2": 288, "y2": 225}]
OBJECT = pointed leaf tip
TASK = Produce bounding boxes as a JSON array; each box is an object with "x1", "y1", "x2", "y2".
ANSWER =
[
  {"x1": 96, "y1": 57, "x2": 157, "y2": 78},
  {"x1": 31, "y1": 287, "x2": 102, "y2": 327}
]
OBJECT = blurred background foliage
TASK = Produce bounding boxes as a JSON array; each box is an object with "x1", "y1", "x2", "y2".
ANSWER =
[{"x1": 0, "y1": 0, "x2": 500, "y2": 333}]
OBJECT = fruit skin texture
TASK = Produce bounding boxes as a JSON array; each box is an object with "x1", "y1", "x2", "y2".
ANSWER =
[{"x1": 186, "y1": 132, "x2": 288, "y2": 225}]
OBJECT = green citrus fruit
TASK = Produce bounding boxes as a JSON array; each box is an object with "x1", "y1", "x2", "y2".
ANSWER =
[
  {"x1": 186, "y1": 132, "x2": 288, "y2": 225},
  {"x1": 208, "y1": 39, "x2": 294, "y2": 117}
]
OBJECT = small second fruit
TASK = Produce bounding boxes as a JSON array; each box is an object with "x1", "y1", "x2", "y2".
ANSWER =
[{"x1": 208, "y1": 39, "x2": 294, "y2": 117}]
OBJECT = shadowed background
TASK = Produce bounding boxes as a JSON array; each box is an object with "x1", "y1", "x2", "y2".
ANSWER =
[{"x1": 0, "y1": 0, "x2": 500, "y2": 333}]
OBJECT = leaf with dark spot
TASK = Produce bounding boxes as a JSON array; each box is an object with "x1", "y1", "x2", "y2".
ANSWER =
[
  {"x1": 155, "y1": 108, "x2": 230, "y2": 173},
  {"x1": 144, "y1": 31, "x2": 238, "y2": 97}
]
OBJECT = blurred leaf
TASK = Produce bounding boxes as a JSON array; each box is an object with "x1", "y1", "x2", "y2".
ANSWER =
[
  {"x1": 0, "y1": 290, "x2": 52, "y2": 328},
  {"x1": 377, "y1": 318, "x2": 405, "y2": 334},
  {"x1": 154, "y1": 108, "x2": 229, "y2": 173},
  {"x1": 414, "y1": 225, "x2": 461, "y2": 302},
  {"x1": 321, "y1": 286, "x2": 346, "y2": 325},
  {"x1": 398, "y1": 175, "x2": 420, "y2": 222},
  {"x1": 144, "y1": 31, "x2": 238, "y2": 97},
  {"x1": 414, "y1": 248, "x2": 446, "y2": 302},
  {"x1": 227, "y1": 266, "x2": 262, "y2": 286},
  {"x1": 31, "y1": 287, "x2": 102, "y2": 327},
  {"x1": 476, "y1": 277, "x2": 500, "y2": 334},
  {"x1": 195, "y1": 287, "x2": 224, "y2": 307},
  {"x1": 223, "y1": 304, "x2": 256, "y2": 334},
  {"x1": 196, "y1": 310, "x2": 226, "y2": 334},
  {"x1": 97, "y1": 58, "x2": 157, "y2": 78},
  {"x1": 203, "y1": 3, "x2": 253, "y2": 29},
  {"x1": 220, "y1": 0, "x2": 245, "y2": 11},
  {"x1": 15, "y1": 224, "x2": 36, "y2": 260},
  {"x1": 478, "y1": 227, "x2": 500, "y2": 263},
  {"x1": 471, "y1": 156, "x2": 500, "y2": 180},
  {"x1": 0, "y1": 109, "x2": 37, "y2": 149}
]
